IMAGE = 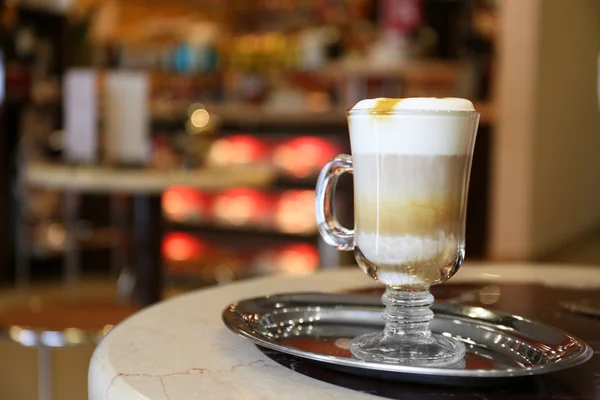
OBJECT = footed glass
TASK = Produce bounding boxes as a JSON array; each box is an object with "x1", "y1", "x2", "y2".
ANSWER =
[{"x1": 316, "y1": 99, "x2": 479, "y2": 367}]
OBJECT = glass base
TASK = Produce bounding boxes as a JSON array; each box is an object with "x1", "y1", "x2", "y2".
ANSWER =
[
  {"x1": 349, "y1": 286, "x2": 466, "y2": 368},
  {"x1": 350, "y1": 331, "x2": 466, "y2": 367}
]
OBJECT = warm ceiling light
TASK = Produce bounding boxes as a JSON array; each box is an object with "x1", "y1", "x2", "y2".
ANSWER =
[{"x1": 190, "y1": 109, "x2": 211, "y2": 129}]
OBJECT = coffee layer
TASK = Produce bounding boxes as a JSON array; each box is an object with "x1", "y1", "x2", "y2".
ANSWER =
[
  {"x1": 356, "y1": 232, "x2": 460, "y2": 286},
  {"x1": 352, "y1": 154, "x2": 468, "y2": 282},
  {"x1": 355, "y1": 199, "x2": 461, "y2": 235},
  {"x1": 354, "y1": 154, "x2": 468, "y2": 236}
]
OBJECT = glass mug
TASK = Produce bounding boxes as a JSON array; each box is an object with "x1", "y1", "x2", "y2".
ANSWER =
[{"x1": 316, "y1": 98, "x2": 479, "y2": 367}]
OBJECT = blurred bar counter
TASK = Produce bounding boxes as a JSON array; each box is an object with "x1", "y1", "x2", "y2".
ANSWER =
[
  {"x1": 23, "y1": 163, "x2": 275, "y2": 193},
  {"x1": 5, "y1": 0, "x2": 499, "y2": 302},
  {"x1": 17, "y1": 96, "x2": 494, "y2": 304}
]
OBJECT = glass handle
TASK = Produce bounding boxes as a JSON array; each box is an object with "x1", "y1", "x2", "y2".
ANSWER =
[{"x1": 315, "y1": 154, "x2": 355, "y2": 251}]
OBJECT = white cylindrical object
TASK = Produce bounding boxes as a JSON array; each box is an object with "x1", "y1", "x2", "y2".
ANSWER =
[
  {"x1": 63, "y1": 69, "x2": 98, "y2": 163},
  {"x1": 104, "y1": 71, "x2": 150, "y2": 165}
]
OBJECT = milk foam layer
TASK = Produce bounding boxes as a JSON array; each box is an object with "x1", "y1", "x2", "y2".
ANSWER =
[
  {"x1": 348, "y1": 98, "x2": 478, "y2": 156},
  {"x1": 357, "y1": 232, "x2": 459, "y2": 286},
  {"x1": 375, "y1": 270, "x2": 426, "y2": 286},
  {"x1": 357, "y1": 232, "x2": 458, "y2": 265},
  {"x1": 351, "y1": 97, "x2": 475, "y2": 112}
]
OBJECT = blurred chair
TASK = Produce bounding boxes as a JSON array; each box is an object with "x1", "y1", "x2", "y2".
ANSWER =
[
  {"x1": 7, "y1": 150, "x2": 138, "y2": 399},
  {"x1": 0, "y1": 299, "x2": 138, "y2": 400}
]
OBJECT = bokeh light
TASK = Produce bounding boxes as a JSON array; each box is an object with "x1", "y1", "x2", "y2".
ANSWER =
[
  {"x1": 212, "y1": 188, "x2": 268, "y2": 226},
  {"x1": 275, "y1": 190, "x2": 316, "y2": 234},
  {"x1": 162, "y1": 232, "x2": 207, "y2": 262},
  {"x1": 275, "y1": 243, "x2": 319, "y2": 275},
  {"x1": 190, "y1": 108, "x2": 211, "y2": 129},
  {"x1": 207, "y1": 135, "x2": 267, "y2": 167},
  {"x1": 273, "y1": 137, "x2": 338, "y2": 178},
  {"x1": 162, "y1": 186, "x2": 209, "y2": 222}
]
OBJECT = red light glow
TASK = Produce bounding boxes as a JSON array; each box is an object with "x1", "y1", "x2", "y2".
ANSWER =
[
  {"x1": 275, "y1": 190, "x2": 316, "y2": 234},
  {"x1": 272, "y1": 137, "x2": 338, "y2": 178},
  {"x1": 162, "y1": 232, "x2": 207, "y2": 262},
  {"x1": 207, "y1": 135, "x2": 267, "y2": 167},
  {"x1": 212, "y1": 188, "x2": 269, "y2": 226},
  {"x1": 275, "y1": 243, "x2": 319, "y2": 274},
  {"x1": 162, "y1": 187, "x2": 210, "y2": 222}
]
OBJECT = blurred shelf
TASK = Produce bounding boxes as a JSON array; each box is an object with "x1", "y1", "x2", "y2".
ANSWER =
[
  {"x1": 164, "y1": 257, "x2": 250, "y2": 288},
  {"x1": 18, "y1": 0, "x2": 71, "y2": 14},
  {"x1": 164, "y1": 263, "x2": 316, "y2": 289},
  {"x1": 148, "y1": 60, "x2": 463, "y2": 81},
  {"x1": 29, "y1": 226, "x2": 121, "y2": 258},
  {"x1": 150, "y1": 71, "x2": 222, "y2": 83},
  {"x1": 165, "y1": 273, "x2": 215, "y2": 290},
  {"x1": 322, "y1": 60, "x2": 463, "y2": 79},
  {"x1": 208, "y1": 105, "x2": 348, "y2": 126},
  {"x1": 273, "y1": 176, "x2": 323, "y2": 188},
  {"x1": 153, "y1": 101, "x2": 495, "y2": 127},
  {"x1": 151, "y1": 105, "x2": 347, "y2": 126},
  {"x1": 165, "y1": 221, "x2": 317, "y2": 240},
  {"x1": 24, "y1": 162, "x2": 276, "y2": 194},
  {"x1": 162, "y1": 232, "x2": 320, "y2": 279}
]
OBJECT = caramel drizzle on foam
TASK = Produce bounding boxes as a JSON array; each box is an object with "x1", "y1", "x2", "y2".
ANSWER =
[
  {"x1": 372, "y1": 98, "x2": 402, "y2": 114},
  {"x1": 365, "y1": 98, "x2": 476, "y2": 114}
]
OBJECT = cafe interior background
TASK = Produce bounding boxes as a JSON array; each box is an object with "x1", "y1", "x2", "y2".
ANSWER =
[{"x1": 0, "y1": 0, "x2": 598, "y2": 398}]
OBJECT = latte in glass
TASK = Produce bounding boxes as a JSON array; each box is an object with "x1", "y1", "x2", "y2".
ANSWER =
[{"x1": 349, "y1": 98, "x2": 478, "y2": 288}]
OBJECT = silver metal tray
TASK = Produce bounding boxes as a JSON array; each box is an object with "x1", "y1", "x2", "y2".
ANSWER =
[{"x1": 222, "y1": 292, "x2": 593, "y2": 384}]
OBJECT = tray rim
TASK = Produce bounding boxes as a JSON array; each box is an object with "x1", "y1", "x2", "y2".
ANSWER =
[{"x1": 222, "y1": 292, "x2": 594, "y2": 379}]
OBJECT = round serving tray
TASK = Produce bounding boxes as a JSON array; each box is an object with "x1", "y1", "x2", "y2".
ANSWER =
[{"x1": 223, "y1": 292, "x2": 592, "y2": 385}]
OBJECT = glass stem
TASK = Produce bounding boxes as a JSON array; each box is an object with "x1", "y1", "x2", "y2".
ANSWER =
[{"x1": 382, "y1": 287, "x2": 434, "y2": 341}]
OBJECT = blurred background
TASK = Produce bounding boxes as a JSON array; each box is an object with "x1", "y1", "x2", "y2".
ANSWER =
[{"x1": 0, "y1": 0, "x2": 598, "y2": 398}]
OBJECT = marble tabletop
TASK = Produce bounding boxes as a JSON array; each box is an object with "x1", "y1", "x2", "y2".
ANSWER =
[{"x1": 88, "y1": 263, "x2": 600, "y2": 400}]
